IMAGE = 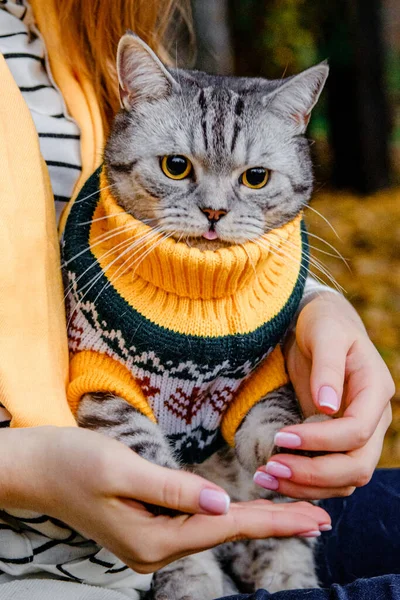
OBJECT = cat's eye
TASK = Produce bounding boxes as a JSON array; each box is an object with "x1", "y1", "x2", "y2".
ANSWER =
[
  {"x1": 240, "y1": 167, "x2": 270, "y2": 189},
  {"x1": 161, "y1": 155, "x2": 193, "y2": 180}
]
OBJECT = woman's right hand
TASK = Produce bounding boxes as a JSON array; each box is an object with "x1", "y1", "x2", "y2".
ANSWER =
[{"x1": 1, "y1": 426, "x2": 330, "y2": 573}]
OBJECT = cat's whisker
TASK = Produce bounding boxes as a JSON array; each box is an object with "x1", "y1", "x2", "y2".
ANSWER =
[
  {"x1": 78, "y1": 212, "x2": 131, "y2": 226},
  {"x1": 240, "y1": 244, "x2": 258, "y2": 280},
  {"x1": 267, "y1": 236, "x2": 345, "y2": 293},
  {"x1": 62, "y1": 235, "x2": 140, "y2": 300},
  {"x1": 62, "y1": 228, "x2": 158, "y2": 300},
  {"x1": 256, "y1": 236, "x2": 342, "y2": 294},
  {"x1": 306, "y1": 243, "x2": 349, "y2": 261},
  {"x1": 91, "y1": 226, "x2": 166, "y2": 303},
  {"x1": 254, "y1": 238, "x2": 309, "y2": 287},
  {"x1": 279, "y1": 231, "x2": 349, "y2": 287},
  {"x1": 305, "y1": 205, "x2": 341, "y2": 240},
  {"x1": 253, "y1": 239, "x2": 340, "y2": 292},
  {"x1": 270, "y1": 230, "x2": 348, "y2": 286},
  {"x1": 72, "y1": 183, "x2": 117, "y2": 205},
  {"x1": 131, "y1": 230, "x2": 177, "y2": 275},
  {"x1": 79, "y1": 213, "x2": 159, "y2": 227},
  {"x1": 306, "y1": 231, "x2": 351, "y2": 271},
  {"x1": 276, "y1": 238, "x2": 345, "y2": 293},
  {"x1": 66, "y1": 228, "x2": 164, "y2": 323},
  {"x1": 89, "y1": 222, "x2": 146, "y2": 245},
  {"x1": 102, "y1": 230, "x2": 172, "y2": 298},
  {"x1": 62, "y1": 222, "x2": 148, "y2": 268}
]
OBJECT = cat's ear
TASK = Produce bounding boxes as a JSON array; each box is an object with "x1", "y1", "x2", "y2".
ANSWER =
[
  {"x1": 264, "y1": 62, "x2": 329, "y2": 133},
  {"x1": 117, "y1": 32, "x2": 179, "y2": 110}
]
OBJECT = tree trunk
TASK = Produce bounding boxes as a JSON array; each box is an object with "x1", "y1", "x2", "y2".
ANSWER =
[
  {"x1": 321, "y1": 0, "x2": 392, "y2": 193},
  {"x1": 192, "y1": 0, "x2": 234, "y2": 75}
]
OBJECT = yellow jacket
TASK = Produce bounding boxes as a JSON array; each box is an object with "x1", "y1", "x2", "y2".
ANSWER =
[{"x1": 0, "y1": 0, "x2": 103, "y2": 427}]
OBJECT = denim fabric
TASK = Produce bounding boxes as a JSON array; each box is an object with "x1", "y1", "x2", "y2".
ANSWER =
[
  {"x1": 221, "y1": 577, "x2": 400, "y2": 600},
  {"x1": 217, "y1": 469, "x2": 400, "y2": 600}
]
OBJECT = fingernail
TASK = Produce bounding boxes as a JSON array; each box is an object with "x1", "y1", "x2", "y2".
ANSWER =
[
  {"x1": 299, "y1": 530, "x2": 321, "y2": 538},
  {"x1": 274, "y1": 432, "x2": 302, "y2": 448},
  {"x1": 318, "y1": 386, "x2": 339, "y2": 412},
  {"x1": 199, "y1": 489, "x2": 230, "y2": 515},
  {"x1": 253, "y1": 471, "x2": 279, "y2": 490},
  {"x1": 265, "y1": 461, "x2": 292, "y2": 479},
  {"x1": 319, "y1": 524, "x2": 332, "y2": 532}
]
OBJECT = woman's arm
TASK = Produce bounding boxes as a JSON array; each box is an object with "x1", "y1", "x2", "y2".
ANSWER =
[
  {"x1": 255, "y1": 291, "x2": 394, "y2": 498},
  {"x1": 0, "y1": 426, "x2": 330, "y2": 573}
]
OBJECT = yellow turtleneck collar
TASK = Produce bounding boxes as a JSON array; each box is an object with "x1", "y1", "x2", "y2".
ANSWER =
[{"x1": 79, "y1": 170, "x2": 306, "y2": 335}]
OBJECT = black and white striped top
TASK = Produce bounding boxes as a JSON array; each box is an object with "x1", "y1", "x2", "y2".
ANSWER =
[{"x1": 0, "y1": 0, "x2": 82, "y2": 223}]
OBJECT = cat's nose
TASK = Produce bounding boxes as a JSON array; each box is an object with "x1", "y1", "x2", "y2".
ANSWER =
[{"x1": 201, "y1": 208, "x2": 228, "y2": 222}]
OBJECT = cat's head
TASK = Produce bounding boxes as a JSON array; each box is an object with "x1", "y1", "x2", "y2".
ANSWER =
[{"x1": 104, "y1": 33, "x2": 328, "y2": 249}]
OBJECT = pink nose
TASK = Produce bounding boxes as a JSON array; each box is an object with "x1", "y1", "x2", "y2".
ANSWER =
[{"x1": 201, "y1": 208, "x2": 227, "y2": 222}]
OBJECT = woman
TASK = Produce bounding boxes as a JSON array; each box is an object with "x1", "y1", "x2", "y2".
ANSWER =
[{"x1": 0, "y1": 1, "x2": 396, "y2": 599}]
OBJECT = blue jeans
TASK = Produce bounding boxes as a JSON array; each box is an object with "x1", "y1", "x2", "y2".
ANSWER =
[{"x1": 218, "y1": 469, "x2": 400, "y2": 599}]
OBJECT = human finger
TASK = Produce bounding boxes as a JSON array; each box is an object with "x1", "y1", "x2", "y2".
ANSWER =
[
  {"x1": 229, "y1": 499, "x2": 330, "y2": 525},
  {"x1": 295, "y1": 299, "x2": 352, "y2": 414},
  {"x1": 255, "y1": 409, "x2": 390, "y2": 500},
  {"x1": 113, "y1": 448, "x2": 231, "y2": 515},
  {"x1": 162, "y1": 500, "x2": 329, "y2": 557},
  {"x1": 274, "y1": 383, "x2": 392, "y2": 453},
  {"x1": 262, "y1": 416, "x2": 386, "y2": 493},
  {"x1": 112, "y1": 498, "x2": 330, "y2": 573}
]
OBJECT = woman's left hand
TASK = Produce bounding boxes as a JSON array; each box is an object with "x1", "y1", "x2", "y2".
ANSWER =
[{"x1": 255, "y1": 293, "x2": 395, "y2": 499}]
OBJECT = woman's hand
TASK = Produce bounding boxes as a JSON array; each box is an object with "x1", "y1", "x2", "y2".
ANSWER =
[
  {"x1": 1, "y1": 426, "x2": 330, "y2": 573},
  {"x1": 255, "y1": 293, "x2": 394, "y2": 499}
]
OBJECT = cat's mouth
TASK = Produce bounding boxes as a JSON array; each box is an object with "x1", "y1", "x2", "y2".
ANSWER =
[{"x1": 202, "y1": 229, "x2": 219, "y2": 241}]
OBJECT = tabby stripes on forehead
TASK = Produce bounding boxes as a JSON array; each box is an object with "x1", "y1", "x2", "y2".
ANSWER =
[
  {"x1": 212, "y1": 89, "x2": 227, "y2": 153},
  {"x1": 198, "y1": 88, "x2": 209, "y2": 151},
  {"x1": 231, "y1": 96, "x2": 244, "y2": 153}
]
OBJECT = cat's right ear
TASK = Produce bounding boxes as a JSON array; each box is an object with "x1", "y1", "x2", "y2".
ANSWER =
[{"x1": 117, "y1": 32, "x2": 179, "y2": 110}]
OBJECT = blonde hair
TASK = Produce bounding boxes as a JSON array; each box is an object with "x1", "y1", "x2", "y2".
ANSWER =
[{"x1": 55, "y1": 0, "x2": 193, "y2": 135}]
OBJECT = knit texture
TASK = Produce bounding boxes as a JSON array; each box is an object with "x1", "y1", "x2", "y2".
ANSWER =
[{"x1": 63, "y1": 167, "x2": 309, "y2": 463}]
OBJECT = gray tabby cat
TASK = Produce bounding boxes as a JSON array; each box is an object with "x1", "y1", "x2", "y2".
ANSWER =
[{"x1": 77, "y1": 33, "x2": 329, "y2": 599}]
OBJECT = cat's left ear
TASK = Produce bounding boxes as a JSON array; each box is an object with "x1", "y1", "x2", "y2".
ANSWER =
[
  {"x1": 264, "y1": 62, "x2": 329, "y2": 133},
  {"x1": 117, "y1": 32, "x2": 180, "y2": 110}
]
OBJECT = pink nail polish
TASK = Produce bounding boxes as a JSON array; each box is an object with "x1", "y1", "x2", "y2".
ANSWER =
[
  {"x1": 199, "y1": 489, "x2": 230, "y2": 515},
  {"x1": 318, "y1": 386, "x2": 339, "y2": 412},
  {"x1": 319, "y1": 524, "x2": 332, "y2": 532},
  {"x1": 274, "y1": 432, "x2": 302, "y2": 448},
  {"x1": 253, "y1": 471, "x2": 279, "y2": 490},
  {"x1": 299, "y1": 530, "x2": 321, "y2": 538},
  {"x1": 265, "y1": 461, "x2": 292, "y2": 479}
]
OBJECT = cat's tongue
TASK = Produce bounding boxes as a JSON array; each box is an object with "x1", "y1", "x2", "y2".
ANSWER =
[{"x1": 202, "y1": 230, "x2": 218, "y2": 241}]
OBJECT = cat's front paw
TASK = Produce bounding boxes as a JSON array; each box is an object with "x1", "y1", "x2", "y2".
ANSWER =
[
  {"x1": 234, "y1": 385, "x2": 302, "y2": 472},
  {"x1": 148, "y1": 552, "x2": 224, "y2": 600}
]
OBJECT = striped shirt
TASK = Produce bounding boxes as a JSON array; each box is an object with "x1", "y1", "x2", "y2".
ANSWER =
[{"x1": 0, "y1": 0, "x2": 81, "y2": 223}]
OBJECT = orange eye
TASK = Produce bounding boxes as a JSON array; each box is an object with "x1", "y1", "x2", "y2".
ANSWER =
[
  {"x1": 161, "y1": 155, "x2": 193, "y2": 180},
  {"x1": 241, "y1": 167, "x2": 270, "y2": 189}
]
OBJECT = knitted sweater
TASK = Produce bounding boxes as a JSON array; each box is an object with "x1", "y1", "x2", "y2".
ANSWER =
[{"x1": 62, "y1": 167, "x2": 309, "y2": 464}]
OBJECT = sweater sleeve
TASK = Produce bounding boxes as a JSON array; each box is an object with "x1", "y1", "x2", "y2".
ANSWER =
[{"x1": 0, "y1": 55, "x2": 76, "y2": 427}]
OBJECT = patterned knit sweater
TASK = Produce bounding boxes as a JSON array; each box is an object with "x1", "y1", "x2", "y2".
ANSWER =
[{"x1": 62, "y1": 167, "x2": 309, "y2": 464}]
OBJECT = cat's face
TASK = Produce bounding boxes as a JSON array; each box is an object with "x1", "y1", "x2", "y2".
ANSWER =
[{"x1": 104, "y1": 34, "x2": 328, "y2": 249}]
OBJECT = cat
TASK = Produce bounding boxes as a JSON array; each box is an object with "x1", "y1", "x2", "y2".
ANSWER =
[{"x1": 63, "y1": 32, "x2": 329, "y2": 600}]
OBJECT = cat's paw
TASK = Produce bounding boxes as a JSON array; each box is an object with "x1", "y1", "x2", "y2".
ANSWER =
[
  {"x1": 255, "y1": 537, "x2": 319, "y2": 592},
  {"x1": 149, "y1": 552, "x2": 224, "y2": 600},
  {"x1": 234, "y1": 385, "x2": 302, "y2": 472}
]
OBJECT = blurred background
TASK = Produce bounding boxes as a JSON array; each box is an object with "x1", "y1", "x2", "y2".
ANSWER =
[{"x1": 180, "y1": 0, "x2": 400, "y2": 465}]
